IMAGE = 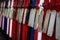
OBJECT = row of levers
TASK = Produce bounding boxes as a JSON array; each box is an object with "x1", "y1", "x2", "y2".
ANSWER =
[{"x1": 0, "y1": 0, "x2": 60, "y2": 40}]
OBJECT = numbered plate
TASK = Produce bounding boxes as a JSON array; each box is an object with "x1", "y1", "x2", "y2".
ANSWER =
[
  {"x1": 38, "y1": 9, "x2": 44, "y2": 32},
  {"x1": 47, "y1": 10, "x2": 56, "y2": 37},
  {"x1": 18, "y1": 8, "x2": 24, "y2": 23},
  {"x1": 56, "y1": 12, "x2": 60, "y2": 40},
  {"x1": 28, "y1": 8, "x2": 36, "y2": 27},
  {"x1": 23, "y1": 9, "x2": 27, "y2": 24},
  {"x1": 34, "y1": 10, "x2": 39, "y2": 30},
  {"x1": 43, "y1": 10, "x2": 50, "y2": 33}
]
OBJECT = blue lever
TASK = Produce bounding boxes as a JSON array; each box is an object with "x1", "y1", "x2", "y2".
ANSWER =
[
  {"x1": 27, "y1": 27, "x2": 34, "y2": 40},
  {"x1": 4, "y1": 0, "x2": 9, "y2": 33},
  {"x1": 31, "y1": 0, "x2": 36, "y2": 8},
  {"x1": 4, "y1": 16, "x2": 7, "y2": 33},
  {"x1": 30, "y1": 27, "x2": 34, "y2": 40},
  {"x1": 5, "y1": 0, "x2": 9, "y2": 8}
]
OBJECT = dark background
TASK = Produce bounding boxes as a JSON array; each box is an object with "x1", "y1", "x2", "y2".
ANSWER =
[{"x1": 0, "y1": 0, "x2": 7, "y2": 2}]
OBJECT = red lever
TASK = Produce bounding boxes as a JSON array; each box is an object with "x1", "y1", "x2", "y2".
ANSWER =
[
  {"x1": 23, "y1": 0, "x2": 30, "y2": 8},
  {"x1": 43, "y1": 0, "x2": 49, "y2": 9},
  {"x1": 13, "y1": 0, "x2": 17, "y2": 8},
  {"x1": 12, "y1": 0, "x2": 17, "y2": 40},
  {"x1": 12, "y1": 19, "x2": 17, "y2": 40},
  {"x1": 35, "y1": 0, "x2": 40, "y2": 9},
  {"x1": 55, "y1": 0, "x2": 60, "y2": 9},
  {"x1": 17, "y1": 0, "x2": 21, "y2": 8},
  {"x1": 49, "y1": 0, "x2": 55, "y2": 10}
]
